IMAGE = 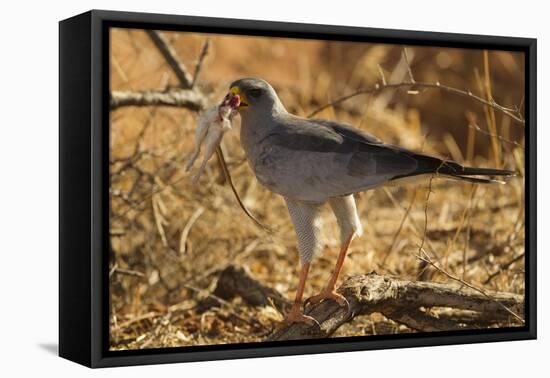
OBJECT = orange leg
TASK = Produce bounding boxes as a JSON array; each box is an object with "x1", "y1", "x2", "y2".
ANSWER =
[
  {"x1": 305, "y1": 233, "x2": 354, "y2": 309},
  {"x1": 282, "y1": 262, "x2": 319, "y2": 326}
]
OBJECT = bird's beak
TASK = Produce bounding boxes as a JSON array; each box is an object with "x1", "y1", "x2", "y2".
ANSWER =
[{"x1": 229, "y1": 86, "x2": 249, "y2": 109}]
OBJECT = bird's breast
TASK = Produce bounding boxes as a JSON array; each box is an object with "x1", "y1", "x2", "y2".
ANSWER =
[{"x1": 239, "y1": 118, "x2": 263, "y2": 157}]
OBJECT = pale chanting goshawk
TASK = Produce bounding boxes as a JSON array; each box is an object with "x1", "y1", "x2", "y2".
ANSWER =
[{"x1": 227, "y1": 78, "x2": 515, "y2": 326}]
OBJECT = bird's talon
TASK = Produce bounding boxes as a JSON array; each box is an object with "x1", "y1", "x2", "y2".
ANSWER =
[
  {"x1": 306, "y1": 289, "x2": 349, "y2": 310},
  {"x1": 281, "y1": 306, "x2": 320, "y2": 328},
  {"x1": 341, "y1": 297, "x2": 351, "y2": 316}
]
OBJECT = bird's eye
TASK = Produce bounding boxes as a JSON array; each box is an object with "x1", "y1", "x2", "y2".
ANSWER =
[{"x1": 248, "y1": 88, "x2": 263, "y2": 98}]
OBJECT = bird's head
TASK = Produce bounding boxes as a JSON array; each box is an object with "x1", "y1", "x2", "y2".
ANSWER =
[{"x1": 227, "y1": 78, "x2": 286, "y2": 116}]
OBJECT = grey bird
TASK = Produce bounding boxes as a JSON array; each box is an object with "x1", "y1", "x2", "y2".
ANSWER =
[{"x1": 227, "y1": 78, "x2": 515, "y2": 325}]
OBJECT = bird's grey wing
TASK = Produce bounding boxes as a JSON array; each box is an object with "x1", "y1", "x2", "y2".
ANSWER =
[
  {"x1": 252, "y1": 115, "x2": 421, "y2": 202},
  {"x1": 310, "y1": 118, "x2": 384, "y2": 145}
]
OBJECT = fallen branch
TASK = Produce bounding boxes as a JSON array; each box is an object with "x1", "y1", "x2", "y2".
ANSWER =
[{"x1": 213, "y1": 265, "x2": 524, "y2": 341}]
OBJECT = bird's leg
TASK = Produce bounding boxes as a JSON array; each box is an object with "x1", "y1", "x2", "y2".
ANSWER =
[
  {"x1": 282, "y1": 262, "x2": 319, "y2": 326},
  {"x1": 305, "y1": 233, "x2": 354, "y2": 309}
]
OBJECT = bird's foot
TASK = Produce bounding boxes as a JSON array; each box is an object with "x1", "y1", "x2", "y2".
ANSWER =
[
  {"x1": 280, "y1": 304, "x2": 320, "y2": 328},
  {"x1": 304, "y1": 289, "x2": 350, "y2": 311}
]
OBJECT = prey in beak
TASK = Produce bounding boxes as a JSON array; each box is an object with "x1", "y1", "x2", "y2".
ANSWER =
[
  {"x1": 221, "y1": 92, "x2": 242, "y2": 108},
  {"x1": 219, "y1": 92, "x2": 242, "y2": 120},
  {"x1": 186, "y1": 94, "x2": 240, "y2": 183},
  {"x1": 229, "y1": 86, "x2": 249, "y2": 108}
]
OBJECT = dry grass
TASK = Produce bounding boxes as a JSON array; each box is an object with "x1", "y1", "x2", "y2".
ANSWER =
[{"x1": 108, "y1": 28, "x2": 526, "y2": 350}]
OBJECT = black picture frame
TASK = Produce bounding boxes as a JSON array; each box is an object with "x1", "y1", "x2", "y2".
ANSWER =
[{"x1": 59, "y1": 9, "x2": 537, "y2": 368}]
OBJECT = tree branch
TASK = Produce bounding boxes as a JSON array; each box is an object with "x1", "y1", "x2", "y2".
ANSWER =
[
  {"x1": 191, "y1": 39, "x2": 210, "y2": 88},
  {"x1": 110, "y1": 88, "x2": 207, "y2": 110},
  {"x1": 213, "y1": 265, "x2": 524, "y2": 341},
  {"x1": 145, "y1": 30, "x2": 194, "y2": 88},
  {"x1": 308, "y1": 81, "x2": 525, "y2": 125}
]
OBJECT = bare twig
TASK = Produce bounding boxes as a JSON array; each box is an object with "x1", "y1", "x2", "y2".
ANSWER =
[
  {"x1": 381, "y1": 189, "x2": 416, "y2": 266},
  {"x1": 377, "y1": 64, "x2": 387, "y2": 86},
  {"x1": 466, "y1": 116, "x2": 524, "y2": 148},
  {"x1": 145, "y1": 30, "x2": 193, "y2": 88},
  {"x1": 152, "y1": 192, "x2": 169, "y2": 247},
  {"x1": 114, "y1": 267, "x2": 146, "y2": 278},
  {"x1": 402, "y1": 47, "x2": 416, "y2": 84},
  {"x1": 383, "y1": 188, "x2": 440, "y2": 262},
  {"x1": 483, "y1": 50, "x2": 502, "y2": 168},
  {"x1": 111, "y1": 55, "x2": 132, "y2": 89},
  {"x1": 191, "y1": 39, "x2": 210, "y2": 88},
  {"x1": 463, "y1": 212, "x2": 472, "y2": 279},
  {"x1": 416, "y1": 174, "x2": 437, "y2": 280},
  {"x1": 179, "y1": 206, "x2": 205, "y2": 254},
  {"x1": 307, "y1": 81, "x2": 525, "y2": 125},
  {"x1": 112, "y1": 312, "x2": 161, "y2": 332},
  {"x1": 484, "y1": 252, "x2": 525, "y2": 284},
  {"x1": 419, "y1": 174, "x2": 436, "y2": 254},
  {"x1": 442, "y1": 184, "x2": 478, "y2": 263}
]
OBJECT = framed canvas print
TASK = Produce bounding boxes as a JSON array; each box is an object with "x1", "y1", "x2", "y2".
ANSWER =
[{"x1": 59, "y1": 10, "x2": 536, "y2": 368}]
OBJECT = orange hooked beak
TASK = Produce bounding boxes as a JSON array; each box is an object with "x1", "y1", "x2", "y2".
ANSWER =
[{"x1": 229, "y1": 86, "x2": 249, "y2": 109}]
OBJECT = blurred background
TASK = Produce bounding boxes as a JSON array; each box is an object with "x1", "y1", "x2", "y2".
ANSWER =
[{"x1": 109, "y1": 28, "x2": 525, "y2": 350}]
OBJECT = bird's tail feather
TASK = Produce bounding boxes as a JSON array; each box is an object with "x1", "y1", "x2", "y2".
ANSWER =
[
  {"x1": 407, "y1": 153, "x2": 516, "y2": 184},
  {"x1": 440, "y1": 174, "x2": 507, "y2": 185}
]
